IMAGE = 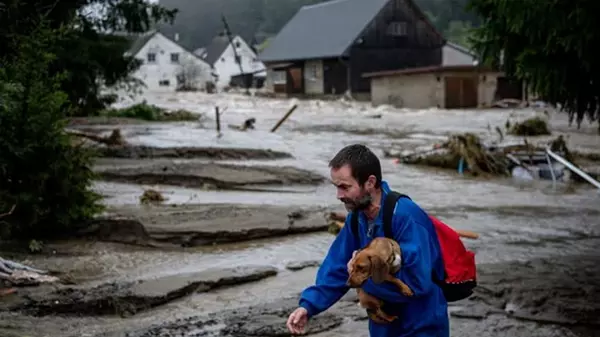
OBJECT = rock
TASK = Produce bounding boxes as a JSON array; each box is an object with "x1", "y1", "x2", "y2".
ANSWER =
[
  {"x1": 285, "y1": 260, "x2": 320, "y2": 271},
  {"x1": 7, "y1": 266, "x2": 277, "y2": 317},
  {"x1": 94, "y1": 161, "x2": 324, "y2": 190},
  {"x1": 94, "y1": 145, "x2": 293, "y2": 160}
]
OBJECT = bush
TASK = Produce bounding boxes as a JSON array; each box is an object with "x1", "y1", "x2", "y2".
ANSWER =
[
  {"x1": 0, "y1": 25, "x2": 103, "y2": 240},
  {"x1": 508, "y1": 117, "x2": 551, "y2": 136},
  {"x1": 99, "y1": 102, "x2": 198, "y2": 121}
]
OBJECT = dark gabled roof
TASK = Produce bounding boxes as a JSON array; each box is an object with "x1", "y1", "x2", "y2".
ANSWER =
[
  {"x1": 259, "y1": 0, "x2": 390, "y2": 63},
  {"x1": 201, "y1": 35, "x2": 231, "y2": 65}
]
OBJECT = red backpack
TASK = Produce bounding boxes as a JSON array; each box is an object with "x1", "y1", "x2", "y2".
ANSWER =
[{"x1": 350, "y1": 191, "x2": 477, "y2": 302}]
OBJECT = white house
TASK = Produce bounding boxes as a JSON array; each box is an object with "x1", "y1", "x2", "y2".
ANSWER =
[
  {"x1": 125, "y1": 31, "x2": 214, "y2": 92},
  {"x1": 196, "y1": 34, "x2": 266, "y2": 89}
]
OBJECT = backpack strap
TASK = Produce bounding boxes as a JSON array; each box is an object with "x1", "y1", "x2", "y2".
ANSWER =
[
  {"x1": 350, "y1": 191, "x2": 410, "y2": 240},
  {"x1": 382, "y1": 191, "x2": 410, "y2": 239}
]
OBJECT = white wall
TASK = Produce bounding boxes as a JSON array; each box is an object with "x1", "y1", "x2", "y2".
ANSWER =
[
  {"x1": 371, "y1": 73, "x2": 439, "y2": 109},
  {"x1": 132, "y1": 33, "x2": 213, "y2": 92},
  {"x1": 303, "y1": 59, "x2": 324, "y2": 94},
  {"x1": 213, "y1": 36, "x2": 266, "y2": 88},
  {"x1": 443, "y1": 45, "x2": 477, "y2": 66},
  {"x1": 371, "y1": 71, "x2": 502, "y2": 109}
]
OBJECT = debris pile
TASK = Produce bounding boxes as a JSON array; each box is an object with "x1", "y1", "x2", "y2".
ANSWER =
[
  {"x1": 0, "y1": 258, "x2": 60, "y2": 288},
  {"x1": 139, "y1": 189, "x2": 166, "y2": 205},
  {"x1": 385, "y1": 132, "x2": 595, "y2": 182},
  {"x1": 508, "y1": 117, "x2": 551, "y2": 136}
]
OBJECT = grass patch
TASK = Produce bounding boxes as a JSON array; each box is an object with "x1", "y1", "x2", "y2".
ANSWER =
[{"x1": 100, "y1": 102, "x2": 198, "y2": 122}]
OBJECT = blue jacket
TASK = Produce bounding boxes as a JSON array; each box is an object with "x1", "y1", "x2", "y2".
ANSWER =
[{"x1": 299, "y1": 181, "x2": 449, "y2": 337}]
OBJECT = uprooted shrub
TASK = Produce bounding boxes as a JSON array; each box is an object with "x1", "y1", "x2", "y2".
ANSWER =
[
  {"x1": 140, "y1": 189, "x2": 166, "y2": 204},
  {"x1": 0, "y1": 25, "x2": 103, "y2": 240},
  {"x1": 99, "y1": 102, "x2": 198, "y2": 122},
  {"x1": 401, "y1": 133, "x2": 510, "y2": 176},
  {"x1": 508, "y1": 117, "x2": 551, "y2": 136}
]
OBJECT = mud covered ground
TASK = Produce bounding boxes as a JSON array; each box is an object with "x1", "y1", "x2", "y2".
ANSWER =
[
  {"x1": 1, "y1": 255, "x2": 597, "y2": 337},
  {"x1": 97, "y1": 256, "x2": 600, "y2": 337},
  {"x1": 3, "y1": 93, "x2": 600, "y2": 337},
  {"x1": 79, "y1": 203, "x2": 335, "y2": 247},
  {"x1": 94, "y1": 160, "x2": 324, "y2": 191}
]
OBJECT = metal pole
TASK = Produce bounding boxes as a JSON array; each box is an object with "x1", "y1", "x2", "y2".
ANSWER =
[
  {"x1": 545, "y1": 152, "x2": 557, "y2": 190},
  {"x1": 546, "y1": 147, "x2": 600, "y2": 189}
]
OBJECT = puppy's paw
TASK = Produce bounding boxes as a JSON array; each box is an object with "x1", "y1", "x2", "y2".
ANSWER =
[{"x1": 401, "y1": 287, "x2": 414, "y2": 297}]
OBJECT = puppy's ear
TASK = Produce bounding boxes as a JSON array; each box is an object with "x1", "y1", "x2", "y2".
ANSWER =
[{"x1": 369, "y1": 254, "x2": 389, "y2": 284}]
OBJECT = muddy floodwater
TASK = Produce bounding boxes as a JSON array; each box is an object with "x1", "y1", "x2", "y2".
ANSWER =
[{"x1": 2, "y1": 92, "x2": 600, "y2": 337}]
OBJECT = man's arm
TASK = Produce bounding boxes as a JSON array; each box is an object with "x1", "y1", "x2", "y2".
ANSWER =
[
  {"x1": 299, "y1": 214, "x2": 358, "y2": 318},
  {"x1": 361, "y1": 198, "x2": 436, "y2": 303}
]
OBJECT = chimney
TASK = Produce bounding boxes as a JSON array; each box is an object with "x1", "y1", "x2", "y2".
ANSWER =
[{"x1": 174, "y1": 33, "x2": 179, "y2": 42}]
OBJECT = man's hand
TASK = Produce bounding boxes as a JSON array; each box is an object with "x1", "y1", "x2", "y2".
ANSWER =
[
  {"x1": 347, "y1": 250, "x2": 358, "y2": 273},
  {"x1": 286, "y1": 307, "x2": 308, "y2": 335}
]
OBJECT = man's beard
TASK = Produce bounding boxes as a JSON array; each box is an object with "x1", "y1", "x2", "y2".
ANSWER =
[{"x1": 341, "y1": 193, "x2": 372, "y2": 211}]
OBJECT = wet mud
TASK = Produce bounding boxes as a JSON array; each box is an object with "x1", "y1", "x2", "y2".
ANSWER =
[
  {"x1": 94, "y1": 161, "x2": 324, "y2": 191},
  {"x1": 80, "y1": 204, "x2": 334, "y2": 247},
  {"x1": 3, "y1": 266, "x2": 277, "y2": 318},
  {"x1": 95, "y1": 145, "x2": 292, "y2": 160},
  {"x1": 111, "y1": 255, "x2": 600, "y2": 337}
]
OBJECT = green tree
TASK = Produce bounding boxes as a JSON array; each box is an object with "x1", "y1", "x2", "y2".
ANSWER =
[
  {"x1": 0, "y1": 22, "x2": 103, "y2": 240},
  {"x1": 0, "y1": 0, "x2": 178, "y2": 116},
  {"x1": 468, "y1": 0, "x2": 600, "y2": 130}
]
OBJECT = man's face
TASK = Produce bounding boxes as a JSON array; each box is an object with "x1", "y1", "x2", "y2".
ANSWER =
[{"x1": 330, "y1": 164, "x2": 374, "y2": 211}]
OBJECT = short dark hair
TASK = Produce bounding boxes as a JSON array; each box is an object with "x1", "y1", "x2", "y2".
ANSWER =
[{"x1": 329, "y1": 144, "x2": 382, "y2": 188}]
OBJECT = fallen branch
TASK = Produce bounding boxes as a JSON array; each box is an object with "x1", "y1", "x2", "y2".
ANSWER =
[
  {"x1": 0, "y1": 257, "x2": 60, "y2": 286},
  {"x1": 0, "y1": 204, "x2": 15, "y2": 218},
  {"x1": 67, "y1": 129, "x2": 126, "y2": 146}
]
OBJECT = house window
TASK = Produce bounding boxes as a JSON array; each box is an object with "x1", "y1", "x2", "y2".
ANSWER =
[
  {"x1": 170, "y1": 53, "x2": 179, "y2": 63},
  {"x1": 235, "y1": 41, "x2": 241, "y2": 48},
  {"x1": 387, "y1": 21, "x2": 407, "y2": 36},
  {"x1": 147, "y1": 53, "x2": 156, "y2": 63},
  {"x1": 159, "y1": 79, "x2": 170, "y2": 86},
  {"x1": 272, "y1": 71, "x2": 286, "y2": 84}
]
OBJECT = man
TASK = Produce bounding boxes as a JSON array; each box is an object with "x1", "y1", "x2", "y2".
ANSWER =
[{"x1": 286, "y1": 144, "x2": 449, "y2": 337}]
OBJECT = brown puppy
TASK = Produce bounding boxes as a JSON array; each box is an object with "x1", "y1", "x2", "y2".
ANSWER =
[{"x1": 347, "y1": 237, "x2": 414, "y2": 323}]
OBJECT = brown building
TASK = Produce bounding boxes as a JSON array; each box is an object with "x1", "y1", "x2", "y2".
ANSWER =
[{"x1": 258, "y1": 0, "x2": 445, "y2": 99}]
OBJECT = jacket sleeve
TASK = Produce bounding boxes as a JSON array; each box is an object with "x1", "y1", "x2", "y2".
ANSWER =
[
  {"x1": 361, "y1": 200, "x2": 435, "y2": 303},
  {"x1": 299, "y1": 213, "x2": 358, "y2": 318}
]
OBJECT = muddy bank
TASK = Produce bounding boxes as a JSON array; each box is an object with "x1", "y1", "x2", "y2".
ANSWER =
[
  {"x1": 81, "y1": 204, "x2": 334, "y2": 247},
  {"x1": 3, "y1": 265, "x2": 277, "y2": 318},
  {"x1": 119, "y1": 254, "x2": 600, "y2": 337},
  {"x1": 95, "y1": 145, "x2": 293, "y2": 160},
  {"x1": 94, "y1": 161, "x2": 324, "y2": 190},
  {"x1": 293, "y1": 123, "x2": 411, "y2": 138}
]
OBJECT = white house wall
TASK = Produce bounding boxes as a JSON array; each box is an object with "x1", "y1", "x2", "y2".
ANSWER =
[
  {"x1": 442, "y1": 45, "x2": 477, "y2": 66},
  {"x1": 371, "y1": 71, "x2": 501, "y2": 109},
  {"x1": 213, "y1": 36, "x2": 266, "y2": 88},
  {"x1": 371, "y1": 73, "x2": 439, "y2": 109},
  {"x1": 132, "y1": 33, "x2": 213, "y2": 93},
  {"x1": 303, "y1": 59, "x2": 324, "y2": 94}
]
